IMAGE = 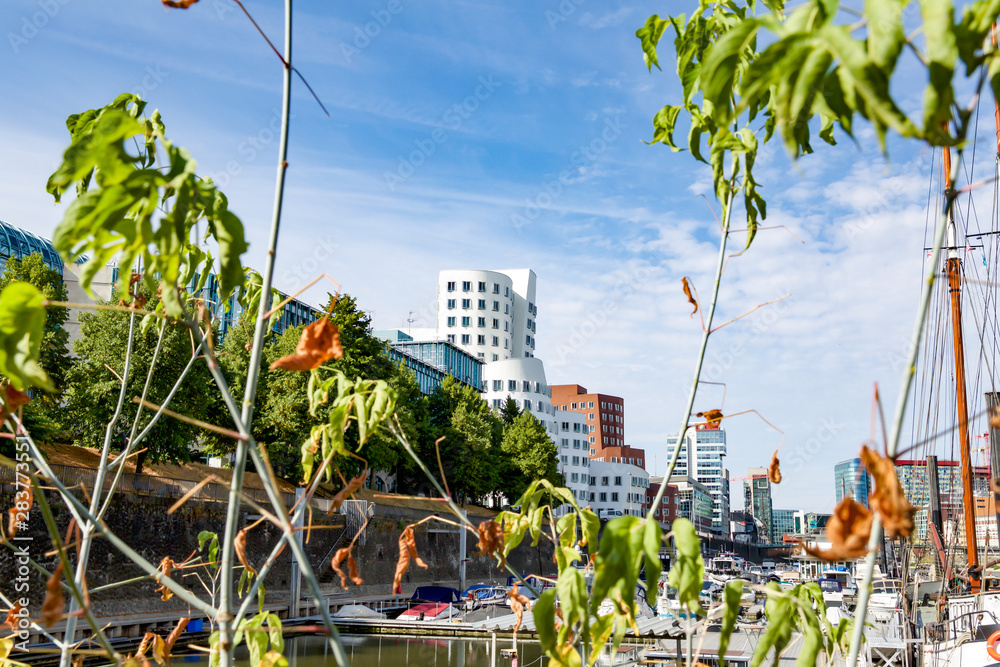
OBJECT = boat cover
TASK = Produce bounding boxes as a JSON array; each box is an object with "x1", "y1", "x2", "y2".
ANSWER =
[{"x1": 410, "y1": 586, "x2": 462, "y2": 603}]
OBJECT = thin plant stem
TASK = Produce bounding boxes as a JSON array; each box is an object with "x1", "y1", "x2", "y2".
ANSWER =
[
  {"x1": 846, "y1": 144, "x2": 959, "y2": 666},
  {"x1": 98, "y1": 339, "x2": 206, "y2": 519},
  {"x1": 12, "y1": 419, "x2": 219, "y2": 618},
  {"x1": 32, "y1": 477, "x2": 118, "y2": 661},
  {"x1": 217, "y1": 0, "x2": 294, "y2": 662},
  {"x1": 60, "y1": 311, "x2": 135, "y2": 667},
  {"x1": 647, "y1": 181, "x2": 736, "y2": 518}
]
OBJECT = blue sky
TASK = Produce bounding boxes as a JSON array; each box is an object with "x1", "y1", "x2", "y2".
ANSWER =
[{"x1": 3, "y1": 0, "x2": 995, "y2": 515}]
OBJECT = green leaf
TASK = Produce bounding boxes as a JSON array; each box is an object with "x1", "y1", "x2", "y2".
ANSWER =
[
  {"x1": 864, "y1": 0, "x2": 904, "y2": 74},
  {"x1": 636, "y1": 15, "x2": 670, "y2": 71},
  {"x1": 533, "y1": 589, "x2": 558, "y2": 652},
  {"x1": 46, "y1": 110, "x2": 145, "y2": 202},
  {"x1": 701, "y1": 18, "x2": 761, "y2": 127},
  {"x1": 750, "y1": 583, "x2": 794, "y2": 667},
  {"x1": 0, "y1": 282, "x2": 54, "y2": 392},
  {"x1": 579, "y1": 507, "x2": 600, "y2": 557},
  {"x1": 796, "y1": 625, "x2": 823, "y2": 667},
  {"x1": 667, "y1": 517, "x2": 704, "y2": 615},
  {"x1": 198, "y1": 531, "x2": 220, "y2": 569},
  {"x1": 920, "y1": 0, "x2": 958, "y2": 143},
  {"x1": 650, "y1": 105, "x2": 686, "y2": 151},
  {"x1": 265, "y1": 613, "x2": 284, "y2": 655},
  {"x1": 641, "y1": 518, "x2": 662, "y2": 607},
  {"x1": 719, "y1": 579, "x2": 744, "y2": 663}
]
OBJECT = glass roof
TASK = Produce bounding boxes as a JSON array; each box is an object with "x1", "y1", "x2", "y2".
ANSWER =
[{"x1": 0, "y1": 219, "x2": 63, "y2": 274}]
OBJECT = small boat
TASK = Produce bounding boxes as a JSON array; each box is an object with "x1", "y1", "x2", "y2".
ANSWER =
[
  {"x1": 397, "y1": 602, "x2": 461, "y2": 622},
  {"x1": 820, "y1": 567, "x2": 856, "y2": 597},
  {"x1": 817, "y1": 577, "x2": 844, "y2": 608},
  {"x1": 332, "y1": 604, "x2": 387, "y2": 620},
  {"x1": 462, "y1": 583, "x2": 508, "y2": 605},
  {"x1": 866, "y1": 578, "x2": 902, "y2": 623}
]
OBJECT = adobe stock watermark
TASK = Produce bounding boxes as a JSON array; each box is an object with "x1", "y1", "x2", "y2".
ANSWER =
[
  {"x1": 511, "y1": 115, "x2": 626, "y2": 231},
  {"x1": 8, "y1": 0, "x2": 72, "y2": 54},
  {"x1": 205, "y1": 109, "x2": 292, "y2": 189},
  {"x1": 546, "y1": 0, "x2": 587, "y2": 30},
  {"x1": 11, "y1": 437, "x2": 33, "y2": 652},
  {"x1": 784, "y1": 416, "x2": 848, "y2": 475},
  {"x1": 383, "y1": 75, "x2": 501, "y2": 192},
  {"x1": 280, "y1": 236, "x2": 338, "y2": 291},
  {"x1": 553, "y1": 267, "x2": 653, "y2": 362},
  {"x1": 340, "y1": 0, "x2": 408, "y2": 63}
]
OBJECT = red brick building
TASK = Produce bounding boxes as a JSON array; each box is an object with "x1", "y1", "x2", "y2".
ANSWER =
[
  {"x1": 551, "y1": 384, "x2": 626, "y2": 455},
  {"x1": 647, "y1": 479, "x2": 677, "y2": 527}
]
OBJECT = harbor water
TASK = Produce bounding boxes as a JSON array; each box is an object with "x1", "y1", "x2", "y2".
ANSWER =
[{"x1": 184, "y1": 635, "x2": 545, "y2": 667}]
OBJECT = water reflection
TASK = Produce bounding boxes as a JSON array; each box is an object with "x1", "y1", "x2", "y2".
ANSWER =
[{"x1": 185, "y1": 634, "x2": 543, "y2": 667}]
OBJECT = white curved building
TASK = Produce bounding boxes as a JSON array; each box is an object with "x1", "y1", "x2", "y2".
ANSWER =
[
  {"x1": 482, "y1": 357, "x2": 556, "y2": 433},
  {"x1": 436, "y1": 269, "x2": 538, "y2": 362}
]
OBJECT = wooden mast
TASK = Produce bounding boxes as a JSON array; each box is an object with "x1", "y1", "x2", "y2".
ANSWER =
[{"x1": 943, "y1": 141, "x2": 980, "y2": 592}]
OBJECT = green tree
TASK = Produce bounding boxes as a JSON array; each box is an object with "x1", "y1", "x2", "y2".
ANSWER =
[
  {"x1": 0, "y1": 252, "x2": 71, "y2": 440},
  {"x1": 209, "y1": 292, "x2": 418, "y2": 482},
  {"x1": 499, "y1": 410, "x2": 563, "y2": 502},
  {"x1": 62, "y1": 290, "x2": 219, "y2": 473}
]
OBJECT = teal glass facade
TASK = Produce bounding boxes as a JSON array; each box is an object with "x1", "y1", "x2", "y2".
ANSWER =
[
  {"x1": 374, "y1": 330, "x2": 483, "y2": 395},
  {"x1": 772, "y1": 509, "x2": 796, "y2": 542},
  {"x1": 834, "y1": 458, "x2": 871, "y2": 508}
]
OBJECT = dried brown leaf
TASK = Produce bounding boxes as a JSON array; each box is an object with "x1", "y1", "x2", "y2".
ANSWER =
[
  {"x1": 235, "y1": 528, "x2": 257, "y2": 575},
  {"x1": 7, "y1": 484, "x2": 33, "y2": 541},
  {"x1": 991, "y1": 406, "x2": 1000, "y2": 429},
  {"x1": 768, "y1": 451, "x2": 782, "y2": 484},
  {"x1": 149, "y1": 633, "x2": 167, "y2": 666},
  {"x1": 347, "y1": 552, "x2": 363, "y2": 587},
  {"x1": 329, "y1": 469, "x2": 369, "y2": 514},
  {"x1": 136, "y1": 632, "x2": 155, "y2": 659},
  {"x1": 392, "y1": 526, "x2": 427, "y2": 594},
  {"x1": 163, "y1": 617, "x2": 189, "y2": 666},
  {"x1": 859, "y1": 445, "x2": 915, "y2": 538},
  {"x1": 161, "y1": 0, "x2": 200, "y2": 7},
  {"x1": 695, "y1": 409, "x2": 723, "y2": 425},
  {"x1": 474, "y1": 520, "x2": 505, "y2": 568},
  {"x1": 3, "y1": 601, "x2": 26, "y2": 628},
  {"x1": 507, "y1": 582, "x2": 531, "y2": 635},
  {"x1": 41, "y1": 562, "x2": 64, "y2": 626},
  {"x1": 154, "y1": 556, "x2": 176, "y2": 602},
  {"x1": 681, "y1": 277, "x2": 698, "y2": 316},
  {"x1": 269, "y1": 317, "x2": 343, "y2": 371},
  {"x1": 992, "y1": 478, "x2": 1000, "y2": 497},
  {"x1": 331, "y1": 547, "x2": 351, "y2": 590},
  {"x1": 4, "y1": 384, "x2": 30, "y2": 413},
  {"x1": 802, "y1": 498, "x2": 873, "y2": 561}
]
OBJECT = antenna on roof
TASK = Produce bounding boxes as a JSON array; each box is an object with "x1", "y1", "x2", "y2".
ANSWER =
[{"x1": 406, "y1": 310, "x2": 415, "y2": 335}]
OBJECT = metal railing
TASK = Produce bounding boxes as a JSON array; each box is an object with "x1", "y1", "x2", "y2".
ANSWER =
[{"x1": 2, "y1": 462, "x2": 333, "y2": 512}]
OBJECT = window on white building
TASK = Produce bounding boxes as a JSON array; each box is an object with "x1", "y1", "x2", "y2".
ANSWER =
[
  {"x1": 478, "y1": 317, "x2": 485, "y2": 327},
  {"x1": 447, "y1": 299, "x2": 456, "y2": 309},
  {"x1": 447, "y1": 317, "x2": 456, "y2": 327},
  {"x1": 492, "y1": 283, "x2": 500, "y2": 294},
  {"x1": 478, "y1": 281, "x2": 486, "y2": 292},
  {"x1": 462, "y1": 281, "x2": 471, "y2": 291},
  {"x1": 461, "y1": 334, "x2": 470, "y2": 344},
  {"x1": 524, "y1": 399, "x2": 532, "y2": 410},
  {"x1": 601, "y1": 476, "x2": 609, "y2": 486},
  {"x1": 446, "y1": 334, "x2": 455, "y2": 343},
  {"x1": 492, "y1": 380, "x2": 502, "y2": 391},
  {"x1": 477, "y1": 335, "x2": 486, "y2": 345},
  {"x1": 611, "y1": 493, "x2": 618, "y2": 502},
  {"x1": 447, "y1": 281, "x2": 456, "y2": 291},
  {"x1": 572, "y1": 456, "x2": 580, "y2": 465},
  {"x1": 599, "y1": 493, "x2": 607, "y2": 502},
  {"x1": 492, "y1": 301, "x2": 500, "y2": 311},
  {"x1": 462, "y1": 317, "x2": 470, "y2": 326}
]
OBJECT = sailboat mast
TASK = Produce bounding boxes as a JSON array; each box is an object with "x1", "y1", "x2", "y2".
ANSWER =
[{"x1": 943, "y1": 143, "x2": 981, "y2": 591}]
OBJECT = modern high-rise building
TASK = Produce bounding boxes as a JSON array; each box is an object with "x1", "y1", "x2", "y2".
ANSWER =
[
  {"x1": 551, "y1": 384, "x2": 626, "y2": 454},
  {"x1": 666, "y1": 423, "x2": 729, "y2": 535},
  {"x1": 674, "y1": 477, "x2": 714, "y2": 535},
  {"x1": 744, "y1": 468, "x2": 773, "y2": 544},
  {"x1": 772, "y1": 509, "x2": 797, "y2": 543},
  {"x1": 895, "y1": 459, "x2": 990, "y2": 539},
  {"x1": 834, "y1": 458, "x2": 872, "y2": 508}
]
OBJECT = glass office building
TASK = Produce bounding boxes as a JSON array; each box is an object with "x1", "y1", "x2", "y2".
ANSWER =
[{"x1": 834, "y1": 457, "x2": 872, "y2": 508}]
